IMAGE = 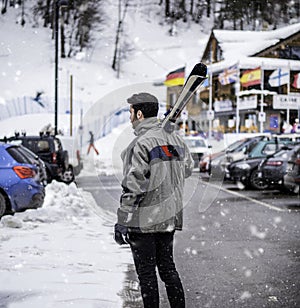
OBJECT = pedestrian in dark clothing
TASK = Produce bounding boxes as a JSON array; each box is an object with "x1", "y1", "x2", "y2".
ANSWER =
[
  {"x1": 114, "y1": 92, "x2": 193, "y2": 308},
  {"x1": 87, "y1": 131, "x2": 99, "y2": 155}
]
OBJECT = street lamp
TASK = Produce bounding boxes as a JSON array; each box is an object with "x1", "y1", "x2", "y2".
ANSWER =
[{"x1": 54, "y1": 0, "x2": 68, "y2": 136}]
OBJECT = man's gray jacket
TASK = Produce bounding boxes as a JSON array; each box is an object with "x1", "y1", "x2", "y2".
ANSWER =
[{"x1": 117, "y1": 117, "x2": 194, "y2": 233}]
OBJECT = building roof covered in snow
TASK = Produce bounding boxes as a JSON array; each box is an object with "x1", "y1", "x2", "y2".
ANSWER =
[{"x1": 201, "y1": 23, "x2": 300, "y2": 72}]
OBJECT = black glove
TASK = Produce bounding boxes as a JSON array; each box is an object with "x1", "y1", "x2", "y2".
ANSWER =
[{"x1": 114, "y1": 223, "x2": 129, "y2": 245}]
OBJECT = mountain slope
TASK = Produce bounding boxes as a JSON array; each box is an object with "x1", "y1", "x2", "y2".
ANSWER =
[{"x1": 0, "y1": 1, "x2": 208, "y2": 110}]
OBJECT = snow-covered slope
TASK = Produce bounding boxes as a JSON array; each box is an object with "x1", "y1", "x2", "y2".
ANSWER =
[{"x1": 0, "y1": 0, "x2": 208, "y2": 113}]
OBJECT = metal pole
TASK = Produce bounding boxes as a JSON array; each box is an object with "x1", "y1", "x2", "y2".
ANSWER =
[
  {"x1": 80, "y1": 108, "x2": 83, "y2": 153},
  {"x1": 287, "y1": 62, "x2": 291, "y2": 126},
  {"x1": 70, "y1": 74, "x2": 73, "y2": 136},
  {"x1": 236, "y1": 64, "x2": 240, "y2": 134},
  {"x1": 54, "y1": 0, "x2": 68, "y2": 136},
  {"x1": 21, "y1": 0, "x2": 25, "y2": 26},
  {"x1": 54, "y1": 0, "x2": 59, "y2": 136},
  {"x1": 260, "y1": 64, "x2": 264, "y2": 133},
  {"x1": 208, "y1": 65, "x2": 213, "y2": 139}
]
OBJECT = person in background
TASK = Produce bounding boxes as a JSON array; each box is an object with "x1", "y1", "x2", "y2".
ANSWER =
[
  {"x1": 87, "y1": 131, "x2": 99, "y2": 155},
  {"x1": 114, "y1": 92, "x2": 193, "y2": 308},
  {"x1": 292, "y1": 118, "x2": 300, "y2": 133}
]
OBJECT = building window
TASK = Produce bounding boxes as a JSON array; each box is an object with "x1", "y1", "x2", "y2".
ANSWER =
[
  {"x1": 169, "y1": 93, "x2": 176, "y2": 107},
  {"x1": 279, "y1": 46, "x2": 300, "y2": 60}
]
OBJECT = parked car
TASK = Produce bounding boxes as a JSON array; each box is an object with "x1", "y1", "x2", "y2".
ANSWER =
[
  {"x1": 18, "y1": 144, "x2": 48, "y2": 186},
  {"x1": 59, "y1": 136, "x2": 83, "y2": 181},
  {"x1": 201, "y1": 135, "x2": 267, "y2": 174},
  {"x1": 258, "y1": 145, "x2": 299, "y2": 191},
  {"x1": 227, "y1": 140, "x2": 295, "y2": 190},
  {"x1": 183, "y1": 136, "x2": 210, "y2": 169},
  {"x1": 3, "y1": 133, "x2": 70, "y2": 183},
  {"x1": 283, "y1": 145, "x2": 300, "y2": 193},
  {"x1": 0, "y1": 143, "x2": 45, "y2": 218}
]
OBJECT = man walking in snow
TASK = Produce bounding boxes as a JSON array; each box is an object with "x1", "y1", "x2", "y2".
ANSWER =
[
  {"x1": 114, "y1": 92, "x2": 193, "y2": 308},
  {"x1": 87, "y1": 131, "x2": 99, "y2": 155}
]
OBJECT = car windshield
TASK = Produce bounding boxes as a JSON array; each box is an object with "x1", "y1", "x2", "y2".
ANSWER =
[
  {"x1": 226, "y1": 139, "x2": 247, "y2": 152},
  {"x1": 37, "y1": 140, "x2": 50, "y2": 152},
  {"x1": 262, "y1": 144, "x2": 286, "y2": 156},
  {"x1": 184, "y1": 139, "x2": 206, "y2": 148},
  {"x1": 272, "y1": 149, "x2": 290, "y2": 157}
]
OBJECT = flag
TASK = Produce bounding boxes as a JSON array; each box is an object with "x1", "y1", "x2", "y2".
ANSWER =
[
  {"x1": 268, "y1": 68, "x2": 289, "y2": 87},
  {"x1": 240, "y1": 67, "x2": 261, "y2": 87},
  {"x1": 164, "y1": 67, "x2": 185, "y2": 87},
  {"x1": 218, "y1": 65, "x2": 238, "y2": 85},
  {"x1": 292, "y1": 72, "x2": 300, "y2": 88}
]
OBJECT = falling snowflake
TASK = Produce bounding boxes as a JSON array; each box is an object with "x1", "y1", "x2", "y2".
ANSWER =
[
  {"x1": 249, "y1": 225, "x2": 266, "y2": 239},
  {"x1": 240, "y1": 291, "x2": 251, "y2": 300}
]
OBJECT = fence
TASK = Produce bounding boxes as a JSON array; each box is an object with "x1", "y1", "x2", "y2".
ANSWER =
[
  {"x1": 81, "y1": 82, "x2": 165, "y2": 145},
  {"x1": 0, "y1": 96, "x2": 85, "y2": 121},
  {"x1": 1, "y1": 82, "x2": 165, "y2": 145}
]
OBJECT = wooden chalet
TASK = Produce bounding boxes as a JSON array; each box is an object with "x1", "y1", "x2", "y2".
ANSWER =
[{"x1": 167, "y1": 23, "x2": 300, "y2": 134}]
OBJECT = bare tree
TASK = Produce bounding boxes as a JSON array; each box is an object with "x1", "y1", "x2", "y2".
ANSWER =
[
  {"x1": 1, "y1": 0, "x2": 9, "y2": 14},
  {"x1": 33, "y1": 0, "x2": 103, "y2": 58},
  {"x1": 165, "y1": 0, "x2": 170, "y2": 17},
  {"x1": 112, "y1": 0, "x2": 130, "y2": 76}
]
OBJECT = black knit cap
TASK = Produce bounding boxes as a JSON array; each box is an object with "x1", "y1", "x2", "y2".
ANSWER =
[{"x1": 127, "y1": 92, "x2": 158, "y2": 105}]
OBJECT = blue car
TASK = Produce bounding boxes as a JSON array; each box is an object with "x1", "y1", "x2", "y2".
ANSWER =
[{"x1": 0, "y1": 143, "x2": 45, "y2": 218}]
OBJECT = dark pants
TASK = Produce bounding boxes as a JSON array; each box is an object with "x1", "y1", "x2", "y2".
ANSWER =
[
  {"x1": 87, "y1": 143, "x2": 99, "y2": 155},
  {"x1": 128, "y1": 231, "x2": 185, "y2": 308}
]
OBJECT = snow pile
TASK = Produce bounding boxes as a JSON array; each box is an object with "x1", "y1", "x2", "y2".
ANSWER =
[
  {"x1": 0, "y1": 181, "x2": 92, "y2": 230},
  {"x1": 0, "y1": 179, "x2": 132, "y2": 308}
]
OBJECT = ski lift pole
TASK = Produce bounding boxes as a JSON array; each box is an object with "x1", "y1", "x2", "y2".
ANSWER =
[{"x1": 70, "y1": 74, "x2": 73, "y2": 136}]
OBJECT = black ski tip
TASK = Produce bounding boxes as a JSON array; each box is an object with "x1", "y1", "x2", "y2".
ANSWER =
[{"x1": 189, "y1": 63, "x2": 207, "y2": 77}]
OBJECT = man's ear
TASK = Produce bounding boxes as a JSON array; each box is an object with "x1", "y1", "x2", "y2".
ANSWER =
[{"x1": 137, "y1": 110, "x2": 143, "y2": 120}]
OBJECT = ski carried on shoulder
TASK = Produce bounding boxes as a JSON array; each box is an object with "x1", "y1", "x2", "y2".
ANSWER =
[{"x1": 162, "y1": 62, "x2": 208, "y2": 127}]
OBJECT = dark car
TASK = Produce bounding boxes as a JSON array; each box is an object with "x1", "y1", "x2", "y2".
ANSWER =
[
  {"x1": 203, "y1": 135, "x2": 267, "y2": 175},
  {"x1": 283, "y1": 145, "x2": 300, "y2": 193},
  {"x1": 0, "y1": 143, "x2": 45, "y2": 218},
  {"x1": 227, "y1": 140, "x2": 295, "y2": 190},
  {"x1": 3, "y1": 133, "x2": 70, "y2": 183},
  {"x1": 258, "y1": 145, "x2": 299, "y2": 191}
]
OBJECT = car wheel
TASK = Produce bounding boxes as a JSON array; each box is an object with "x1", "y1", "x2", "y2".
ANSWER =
[
  {"x1": 62, "y1": 166, "x2": 75, "y2": 184},
  {"x1": 250, "y1": 169, "x2": 268, "y2": 190},
  {"x1": 293, "y1": 185, "x2": 300, "y2": 194},
  {"x1": 0, "y1": 193, "x2": 7, "y2": 218},
  {"x1": 284, "y1": 184, "x2": 300, "y2": 195}
]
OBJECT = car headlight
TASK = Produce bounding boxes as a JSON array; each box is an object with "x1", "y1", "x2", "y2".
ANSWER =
[{"x1": 234, "y1": 163, "x2": 250, "y2": 170}]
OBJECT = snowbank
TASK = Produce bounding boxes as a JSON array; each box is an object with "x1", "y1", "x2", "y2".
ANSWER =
[{"x1": 0, "y1": 179, "x2": 132, "y2": 308}]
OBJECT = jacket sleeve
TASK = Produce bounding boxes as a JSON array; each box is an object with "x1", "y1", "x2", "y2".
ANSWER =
[{"x1": 117, "y1": 141, "x2": 150, "y2": 225}]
